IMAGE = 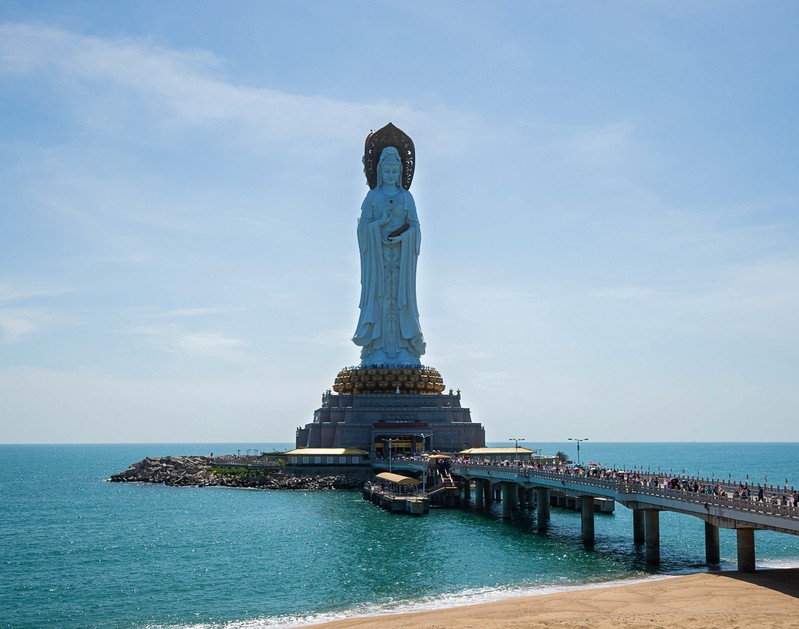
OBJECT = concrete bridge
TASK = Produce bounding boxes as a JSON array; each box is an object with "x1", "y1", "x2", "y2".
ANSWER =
[{"x1": 374, "y1": 459, "x2": 799, "y2": 573}]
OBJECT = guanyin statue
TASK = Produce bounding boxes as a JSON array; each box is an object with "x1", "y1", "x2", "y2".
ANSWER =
[{"x1": 352, "y1": 123, "x2": 426, "y2": 366}]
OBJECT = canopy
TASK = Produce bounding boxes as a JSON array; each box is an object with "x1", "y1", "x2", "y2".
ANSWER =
[
  {"x1": 424, "y1": 454, "x2": 452, "y2": 459},
  {"x1": 376, "y1": 472, "x2": 421, "y2": 486},
  {"x1": 458, "y1": 447, "x2": 534, "y2": 455},
  {"x1": 284, "y1": 448, "x2": 369, "y2": 456}
]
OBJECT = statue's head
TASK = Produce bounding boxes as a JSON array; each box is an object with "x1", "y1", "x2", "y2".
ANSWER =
[{"x1": 377, "y1": 146, "x2": 402, "y2": 189}]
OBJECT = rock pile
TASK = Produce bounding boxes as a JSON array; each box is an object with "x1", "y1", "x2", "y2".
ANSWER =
[{"x1": 109, "y1": 456, "x2": 363, "y2": 490}]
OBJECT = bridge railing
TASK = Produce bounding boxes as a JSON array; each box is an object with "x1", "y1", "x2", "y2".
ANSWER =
[
  {"x1": 449, "y1": 463, "x2": 799, "y2": 520},
  {"x1": 620, "y1": 484, "x2": 799, "y2": 519},
  {"x1": 453, "y1": 463, "x2": 620, "y2": 491}
]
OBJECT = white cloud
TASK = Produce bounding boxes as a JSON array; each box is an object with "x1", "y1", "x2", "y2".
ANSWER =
[
  {"x1": 130, "y1": 307, "x2": 244, "y2": 319},
  {"x1": 588, "y1": 285, "x2": 659, "y2": 300},
  {"x1": 0, "y1": 309, "x2": 41, "y2": 343},
  {"x1": 169, "y1": 332, "x2": 250, "y2": 362},
  {"x1": 0, "y1": 280, "x2": 71, "y2": 303},
  {"x1": 119, "y1": 317, "x2": 252, "y2": 363},
  {"x1": 546, "y1": 121, "x2": 638, "y2": 173},
  {"x1": 0, "y1": 22, "x2": 473, "y2": 155},
  {"x1": 0, "y1": 280, "x2": 75, "y2": 343}
]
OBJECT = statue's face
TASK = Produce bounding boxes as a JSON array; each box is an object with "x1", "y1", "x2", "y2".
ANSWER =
[{"x1": 380, "y1": 160, "x2": 401, "y2": 188}]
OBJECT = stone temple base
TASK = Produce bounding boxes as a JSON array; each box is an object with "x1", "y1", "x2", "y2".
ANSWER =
[{"x1": 296, "y1": 376, "x2": 486, "y2": 457}]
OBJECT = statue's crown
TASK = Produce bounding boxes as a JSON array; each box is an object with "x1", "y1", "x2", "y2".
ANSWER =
[{"x1": 363, "y1": 122, "x2": 415, "y2": 190}]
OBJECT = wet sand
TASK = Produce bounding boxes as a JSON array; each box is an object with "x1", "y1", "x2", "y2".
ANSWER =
[{"x1": 308, "y1": 569, "x2": 799, "y2": 629}]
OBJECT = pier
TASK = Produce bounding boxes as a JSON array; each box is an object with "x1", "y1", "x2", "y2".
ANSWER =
[{"x1": 374, "y1": 458, "x2": 799, "y2": 573}]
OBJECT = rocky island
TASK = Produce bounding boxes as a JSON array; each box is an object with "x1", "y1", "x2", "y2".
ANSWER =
[{"x1": 109, "y1": 456, "x2": 364, "y2": 490}]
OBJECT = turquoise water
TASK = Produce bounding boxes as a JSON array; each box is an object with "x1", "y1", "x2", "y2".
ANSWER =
[{"x1": 1, "y1": 442, "x2": 798, "y2": 629}]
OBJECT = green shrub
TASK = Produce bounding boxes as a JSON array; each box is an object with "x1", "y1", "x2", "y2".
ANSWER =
[{"x1": 208, "y1": 466, "x2": 256, "y2": 477}]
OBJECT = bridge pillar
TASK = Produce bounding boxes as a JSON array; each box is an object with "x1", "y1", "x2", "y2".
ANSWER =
[
  {"x1": 484, "y1": 481, "x2": 494, "y2": 506},
  {"x1": 645, "y1": 509, "x2": 660, "y2": 565},
  {"x1": 494, "y1": 486, "x2": 502, "y2": 502},
  {"x1": 633, "y1": 509, "x2": 645, "y2": 545},
  {"x1": 704, "y1": 522, "x2": 720, "y2": 565},
  {"x1": 502, "y1": 483, "x2": 520, "y2": 519},
  {"x1": 518, "y1": 487, "x2": 527, "y2": 508},
  {"x1": 581, "y1": 495, "x2": 595, "y2": 545},
  {"x1": 501, "y1": 483, "x2": 513, "y2": 519},
  {"x1": 536, "y1": 487, "x2": 550, "y2": 532},
  {"x1": 474, "y1": 479, "x2": 485, "y2": 509},
  {"x1": 736, "y1": 528, "x2": 756, "y2": 573},
  {"x1": 462, "y1": 479, "x2": 471, "y2": 504}
]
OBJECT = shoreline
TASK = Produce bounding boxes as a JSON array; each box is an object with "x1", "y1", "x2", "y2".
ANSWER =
[{"x1": 296, "y1": 569, "x2": 799, "y2": 629}]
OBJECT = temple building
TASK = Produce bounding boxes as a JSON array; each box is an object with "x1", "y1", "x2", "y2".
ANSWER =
[{"x1": 296, "y1": 385, "x2": 485, "y2": 458}]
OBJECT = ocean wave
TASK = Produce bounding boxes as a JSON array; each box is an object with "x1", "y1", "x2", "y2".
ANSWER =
[{"x1": 155, "y1": 574, "x2": 672, "y2": 629}]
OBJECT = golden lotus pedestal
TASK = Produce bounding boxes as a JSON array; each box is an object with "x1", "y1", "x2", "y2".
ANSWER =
[{"x1": 333, "y1": 366, "x2": 445, "y2": 395}]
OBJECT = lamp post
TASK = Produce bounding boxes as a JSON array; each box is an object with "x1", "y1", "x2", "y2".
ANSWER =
[
  {"x1": 568, "y1": 437, "x2": 588, "y2": 467},
  {"x1": 418, "y1": 433, "x2": 431, "y2": 457},
  {"x1": 383, "y1": 438, "x2": 400, "y2": 473},
  {"x1": 418, "y1": 433, "x2": 431, "y2": 495},
  {"x1": 509, "y1": 437, "x2": 525, "y2": 463}
]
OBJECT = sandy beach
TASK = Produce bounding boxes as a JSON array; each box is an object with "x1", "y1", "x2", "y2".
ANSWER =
[{"x1": 310, "y1": 569, "x2": 799, "y2": 629}]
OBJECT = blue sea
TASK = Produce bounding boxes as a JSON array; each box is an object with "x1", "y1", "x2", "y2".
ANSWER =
[{"x1": 2, "y1": 442, "x2": 798, "y2": 629}]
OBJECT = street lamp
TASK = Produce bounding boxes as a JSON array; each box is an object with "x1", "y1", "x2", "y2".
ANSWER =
[
  {"x1": 509, "y1": 437, "x2": 525, "y2": 462},
  {"x1": 418, "y1": 433, "x2": 431, "y2": 495},
  {"x1": 418, "y1": 433, "x2": 431, "y2": 457},
  {"x1": 383, "y1": 438, "x2": 400, "y2": 473},
  {"x1": 568, "y1": 438, "x2": 588, "y2": 467}
]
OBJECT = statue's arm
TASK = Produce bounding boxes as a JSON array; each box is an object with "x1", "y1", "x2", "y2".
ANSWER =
[
  {"x1": 407, "y1": 192, "x2": 419, "y2": 224},
  {"x1": 357, "y1": 194, "x2": 375, "y2": 251},
  {"x1": 406, "y1": 192, "x2": 421, "y2": 253}
]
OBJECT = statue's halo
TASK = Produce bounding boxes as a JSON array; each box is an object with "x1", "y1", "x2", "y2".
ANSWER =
[{"x1": 363, "y1": 122, "x2": 415, "y2": 190}]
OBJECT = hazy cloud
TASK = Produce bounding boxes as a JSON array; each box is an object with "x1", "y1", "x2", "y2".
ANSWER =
[{"x1": 0, "y1": 281, "x2": 71, "y2": 303}]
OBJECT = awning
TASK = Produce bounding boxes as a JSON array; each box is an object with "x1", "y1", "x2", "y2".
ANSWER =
[
  {"x1": 424, "y1": 454, "x2": 452, "y2": 459},
  {"x1": 376, "y1": 472, "x2": 421, "y2": 486},
  {"x1": 458, "y1": 447, "x2": 534, "y2": 455},
  {"x1": 284, "y1": 448, "x2": 369, "y2": 456}
]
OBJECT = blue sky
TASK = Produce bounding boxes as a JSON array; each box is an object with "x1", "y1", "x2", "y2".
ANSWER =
[{"x1": 1, "y1": 1, "x2": 797, "y2": 443}]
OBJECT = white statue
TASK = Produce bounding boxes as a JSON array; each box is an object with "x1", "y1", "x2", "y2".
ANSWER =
[{"x1": 353, "y1": 135, "x2": 426, "y2": 366}]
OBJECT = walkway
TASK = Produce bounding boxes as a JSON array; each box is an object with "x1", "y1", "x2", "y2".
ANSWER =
[{"x1": 374, "y1": 459, "x2": 799, "y2": 572}]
